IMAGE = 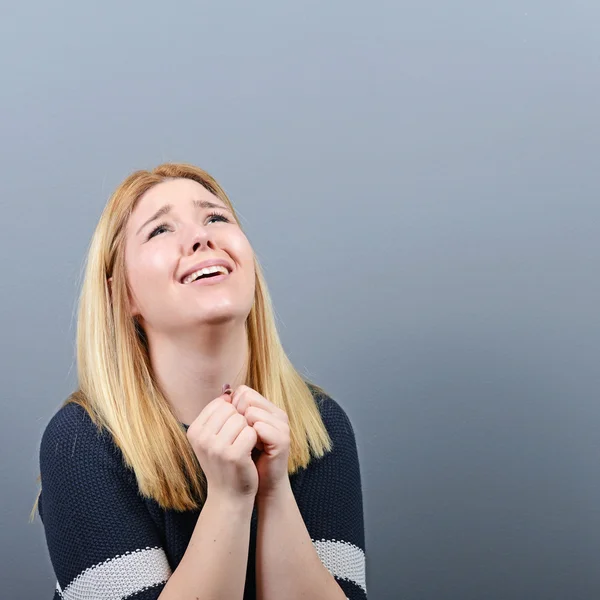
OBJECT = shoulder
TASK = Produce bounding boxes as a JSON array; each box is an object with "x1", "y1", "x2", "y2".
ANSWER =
[
  {"x1": 305, "y1": 384, "x2": 361, "y2": 471},
  {"x1": 308, "y1": 383, "x2": 357, "y2": 443},
  {"x1": 41, "y1": 401, "x2": 102, "y2": 453},
  {"x1": 38, "y1": 402, "x2": 139, "y2": 525},
  {"x1": 39, "y1": 401, "x2": 128, "y2": 479}
]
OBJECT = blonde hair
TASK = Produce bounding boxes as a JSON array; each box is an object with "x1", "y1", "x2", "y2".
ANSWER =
[{"x1": 31, "y1": 162, "x2": 331, "y2": 520}]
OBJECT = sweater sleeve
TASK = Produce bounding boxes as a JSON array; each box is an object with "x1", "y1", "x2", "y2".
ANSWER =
[
  {"x1": 291, "y1": 394, "x2": 368, "y2": 600},
  {"x1": 38, "y1": 403, "x2": 171, "y2": 600}
]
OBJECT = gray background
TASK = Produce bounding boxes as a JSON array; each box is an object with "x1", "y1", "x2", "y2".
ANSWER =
[{"x1": 1, "y1": 1, "x2": 599, "y2": 599}]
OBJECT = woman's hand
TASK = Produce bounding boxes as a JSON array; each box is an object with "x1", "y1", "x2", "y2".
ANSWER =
[
  {"x1": 186, "y1": 391, "x2": 259, "y2": 503},
  {"x1": 230, "y1": 385, "x2": 291, "y2": 498}
]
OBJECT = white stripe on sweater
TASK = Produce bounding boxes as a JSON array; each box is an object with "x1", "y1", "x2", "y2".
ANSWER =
[
  {"x1": 313, "y1": 539, "x2": 367, "y2": 593},
  {"x1": 53, "y1": 541, "x2": 363, "y2": 598},
  {"x1": 55, "y1": 546, "x2": 171, "y2": 600}
]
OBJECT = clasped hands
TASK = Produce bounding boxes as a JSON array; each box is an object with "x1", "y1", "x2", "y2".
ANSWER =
[{"x1": 226, "y1": 384, "x2": 291, "y2": 497}]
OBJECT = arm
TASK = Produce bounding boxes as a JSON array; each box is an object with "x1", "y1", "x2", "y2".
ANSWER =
[
  {"x1": 256, "y1": 481, "x2": 347, "y2": 600},
  {"x1": 39, "y1": 403, "x2": 253, "y2": 600},
  {"x1": 255, "y1": 396, "x2": 367, "y2": 600},
  {"x1": 159, "y1": 493, "x2": 254, "y2": 600}
]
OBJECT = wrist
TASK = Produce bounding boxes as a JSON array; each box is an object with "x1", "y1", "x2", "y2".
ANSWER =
[
  {"x1": 256, "y1": 478, "x2": 293, "y2": 504},
  {"x1": 206, "y1": 491, "x2": 256, "y2": 514}
]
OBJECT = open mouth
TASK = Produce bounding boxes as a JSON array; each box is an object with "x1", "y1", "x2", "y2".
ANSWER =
[
  {"x1": 181, "y1": 265, "x2": 230, "y2": 284},
  {"x1": 190, "y1": 271, "x2": 221, "y2": 282}
]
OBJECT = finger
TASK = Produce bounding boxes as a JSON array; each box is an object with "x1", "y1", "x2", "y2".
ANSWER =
[
  {"x1": 247, "y1": 408, "x2": 289, "y2": 451},
  {"x1": 217, "y1": 412, "x2": 249, "y2": 445},
  {"x1": 230, "y1": 386, "x2": 256, "y2": 415},
  {"x1": 231, "y1": 385, "x2": 276, "y2": 414},
  {"x1": 244, "y1": 406, "x2": 287, "y2": 430},
  {"x1": 252, "y1": 421, "x2": 286, "y2": 450},
  {"x1": 231, "y1": 424, "x2": 258, "y2": 453},
  {"x1": 231, "y1": 386, "x2": 286, "y2": 420},
  {"x1": 202, "y1": 402, "x2": 239, "y2": 436},
  {"x1": 194, "y1": 394, "x2": 233, "y2": 428}
]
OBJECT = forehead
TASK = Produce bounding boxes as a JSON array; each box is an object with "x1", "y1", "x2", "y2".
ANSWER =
[{"x1": 133, "y1": 178, "x2": 225, "y2": 216}]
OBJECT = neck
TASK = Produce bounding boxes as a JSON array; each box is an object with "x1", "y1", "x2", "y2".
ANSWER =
[{"x1": 146, "y1": 321, "x2": 249, "y2": 426}]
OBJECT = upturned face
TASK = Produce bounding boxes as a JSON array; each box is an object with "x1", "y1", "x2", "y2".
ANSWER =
[{"x1": 123, "y1": 177, "x2": 256, "y2": 335}]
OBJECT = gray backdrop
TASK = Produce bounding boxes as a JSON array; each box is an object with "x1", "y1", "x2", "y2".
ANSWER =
[{"x1": 2, "y1": 1, "x2": 599, "y2": 599}]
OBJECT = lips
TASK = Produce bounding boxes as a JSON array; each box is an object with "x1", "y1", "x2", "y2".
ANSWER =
[
  {"x1": 178, "y1": 258, "x2": 233, "y2": 284},
  {"x1": 184, "y1": 269, "x2": 230, "y2": 286}
]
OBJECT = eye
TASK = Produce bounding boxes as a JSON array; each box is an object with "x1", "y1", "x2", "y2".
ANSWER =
[
  {"x1": 206, "y1": 211, "x2": 231, "y2": 225},
  {"x1": 147, "y1": 222, "x2": 171, "y2": 240}
]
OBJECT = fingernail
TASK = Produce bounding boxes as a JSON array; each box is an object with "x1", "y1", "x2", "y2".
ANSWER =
[{"x1": 222, "y1": 383, "x2": 232, "y2": 395}]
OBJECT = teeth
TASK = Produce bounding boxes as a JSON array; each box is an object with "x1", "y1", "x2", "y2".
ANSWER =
[{"x1": 182, "y1": 265, "x2": 229, "y2": 284}]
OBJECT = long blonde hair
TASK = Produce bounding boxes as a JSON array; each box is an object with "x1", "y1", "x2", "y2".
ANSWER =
[{"x1": 31, "y1": 162, "x2": 331, "y2": 519}]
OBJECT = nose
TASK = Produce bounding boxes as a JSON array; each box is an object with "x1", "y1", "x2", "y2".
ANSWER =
[{"x1": 184, "y1": 224, "x2": 216, "y2": 255}]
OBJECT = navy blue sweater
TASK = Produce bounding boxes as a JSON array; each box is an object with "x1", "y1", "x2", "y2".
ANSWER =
[{"x1": 38, "y1": 390, "x2": 367, "y2": 599}]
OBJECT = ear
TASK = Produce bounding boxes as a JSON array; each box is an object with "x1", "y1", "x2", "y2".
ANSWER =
[
  {"x1": 129, "y1": 296, "x2": 140, "y2": 317},
  {"x1": 107, "y1": 276, "x2": 140, "y2": 316}
]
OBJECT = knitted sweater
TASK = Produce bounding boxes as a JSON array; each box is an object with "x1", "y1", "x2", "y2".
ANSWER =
[{"x1": 38, "y1": 390, "x2": 367, "y2": 599}]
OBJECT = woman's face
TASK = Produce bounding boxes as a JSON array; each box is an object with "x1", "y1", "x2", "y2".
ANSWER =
[{"x1": 123, "y1": 178, "x2": 256, "y2": 335}]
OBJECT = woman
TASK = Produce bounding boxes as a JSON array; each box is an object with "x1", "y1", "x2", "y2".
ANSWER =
[{"x1": 33, "y1": 163, "x2": 367, "y2": 599}]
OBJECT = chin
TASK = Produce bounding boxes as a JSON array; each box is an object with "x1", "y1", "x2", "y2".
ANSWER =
[{"x1": 193, "y1": 306, "x2": 249, "y2": 327}]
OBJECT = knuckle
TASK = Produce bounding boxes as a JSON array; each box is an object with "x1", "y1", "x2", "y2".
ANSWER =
[
  {"x1": 199, "y1": 426, "x2": 213, "y2": 441},
  {"x1": 189, "y1": 429, "x2": 206, "y2": 448},
  {"x1": 233, "y1": 413, "x2": 247, "y2": 426},
  {"x1": 246, "y1": 426, "x2": 256, "y2": 440},
  {"x1": 238, "y1": 385, "x2": 252, "y2": 400},
  {"x1": 206, "y1": 441, "x2": 221, "y2": 458},
  {"x1": 222, "y1": 447, "x2": 240, "y2": 463}
]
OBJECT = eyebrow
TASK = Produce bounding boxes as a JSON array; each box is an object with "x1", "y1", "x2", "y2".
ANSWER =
[{"x1": 136, "y1": 199, "x2": 232, "y2": 236}]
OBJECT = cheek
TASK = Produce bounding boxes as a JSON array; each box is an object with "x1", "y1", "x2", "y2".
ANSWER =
[
  {"x1": 231, "y1": 232, "x2": 255, "y2": 271},
  {"x1": 239, "y1": 239, "x2": 257, "y2": 299},
  {"x1": 126, "y1": 245, "x2": 174, "y2": 298}
]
